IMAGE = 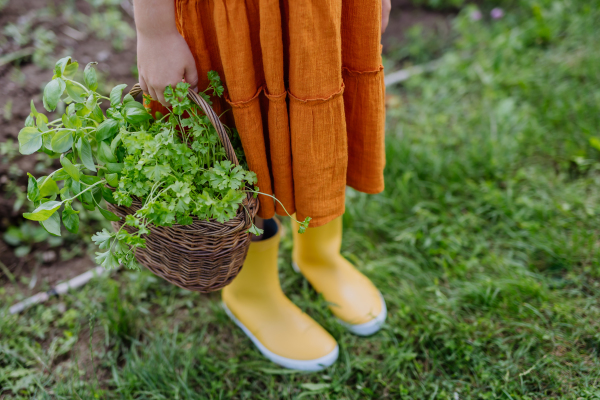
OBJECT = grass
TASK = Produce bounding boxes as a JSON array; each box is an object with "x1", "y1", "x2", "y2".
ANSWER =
[{"x1": 2, "y1": 0, "x2": 600, "y2": 398}]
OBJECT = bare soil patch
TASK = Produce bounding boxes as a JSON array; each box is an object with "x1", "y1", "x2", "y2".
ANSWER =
[{"x1": 0, "y1": 0, "x2": 137, "y2": 292}]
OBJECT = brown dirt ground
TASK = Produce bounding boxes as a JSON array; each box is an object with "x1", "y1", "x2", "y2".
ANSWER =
[
  {"x1": 383, "y1": 0, "x2": 454, "y2": 52},
  {"x1": 0, "y1": 0, "x2": 138, "y2": 293},
  {"x1": 0, "y1": 0, "x2": 451, "y2": 295}
]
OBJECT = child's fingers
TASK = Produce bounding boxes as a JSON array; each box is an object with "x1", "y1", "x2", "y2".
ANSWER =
[
  {"x1": 185, "y1": 64, "x2": 199, "y2": 92},
  {"x1": 139, "y1": 75, "x2": 149, "y2": 95},
  {"x1": 140, "y1": 74, "x2": 161, "y2": 105},
  {"x1": 155, "y1": 86, "x2": 169, "y2": 108},
  {"x1": 147, "y1": 85, "x2": 160, "y2": 107}
]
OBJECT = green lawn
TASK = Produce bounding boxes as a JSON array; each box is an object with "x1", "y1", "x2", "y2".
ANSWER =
[{"x1": 2, "y1": 0, "x2": 600, "y2": 398}]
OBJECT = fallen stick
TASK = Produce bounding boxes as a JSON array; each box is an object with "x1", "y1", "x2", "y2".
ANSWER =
[
  {"x1": 8, "y1": 266, "x2": 108, "y2": 315},
  {"x1": 384, "y1": 59, "x2": 442, "y2": 87}
]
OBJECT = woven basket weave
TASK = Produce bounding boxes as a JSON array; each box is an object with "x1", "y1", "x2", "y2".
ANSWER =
[{"x1": 106, "y1": 84, "x2": 259, "y2": 293}]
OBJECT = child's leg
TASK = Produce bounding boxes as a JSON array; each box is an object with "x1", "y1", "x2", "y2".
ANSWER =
[
  {"x1": 222, "y1": 219, "x2": 338, "y2": 371},
  {"x1": 250, "y1": 217, "x2": 264, "y2": 242}
]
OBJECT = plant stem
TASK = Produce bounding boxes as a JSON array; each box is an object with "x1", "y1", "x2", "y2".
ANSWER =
[
  {"x1": 64, "y1": 180, "x2": 106, "y2": 203},
  {"x1": 244, "y1": 189, "x2": 303, "y2": 223},
  {"x1": 64, "y1": 78, "x2": 91, "y2": 96}
]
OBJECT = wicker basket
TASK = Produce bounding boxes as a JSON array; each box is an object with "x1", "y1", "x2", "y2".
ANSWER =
[{"x1": 106, "y1": 84, "x2": 259, "y2": 293}]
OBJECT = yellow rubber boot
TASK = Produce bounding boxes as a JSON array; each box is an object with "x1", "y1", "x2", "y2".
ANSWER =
[
  {"x1": 222, "y1": 219, "x2": 338, "y2": 371},
  {"x1": 292, "y1": 216, "x2": 387, "y2": 336}
]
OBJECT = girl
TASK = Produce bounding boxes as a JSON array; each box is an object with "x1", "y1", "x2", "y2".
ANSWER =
[{"x1": 134, "y1": 0, "x2": 391, "y2": 371}]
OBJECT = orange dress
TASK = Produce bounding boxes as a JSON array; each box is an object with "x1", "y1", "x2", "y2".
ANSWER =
[{"x1": 150, "y1": 0, "x2": 386, "y2": 227}]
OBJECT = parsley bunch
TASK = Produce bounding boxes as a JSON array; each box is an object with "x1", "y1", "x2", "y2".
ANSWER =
[{"x1": 18, "y1": 57, "x2": 310, "y2": 271}]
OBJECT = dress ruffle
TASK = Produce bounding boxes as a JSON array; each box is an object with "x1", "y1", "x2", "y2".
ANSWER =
[{"x1": 149, "y1": 0, "x2": 385, "y2": 227}]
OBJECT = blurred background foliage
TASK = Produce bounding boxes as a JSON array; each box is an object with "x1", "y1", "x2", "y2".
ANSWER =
[{"x1": 1, "y1": 0, "x2": 600, "y2": 398}]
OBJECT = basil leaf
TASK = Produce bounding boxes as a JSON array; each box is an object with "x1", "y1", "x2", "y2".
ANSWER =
[
  {"x1": 60, "y1": 157, "x2": 80, "y2": 182},
  {"x1": 110, "y1": 84, "x2": 128, "y2": 107},
  {"x1": 37, "y1": 126, "x2": 49, "y2": 143},
  {"x1": 41, "y1": 211, "x2": 61, "y2": 236},
  {"x1": 18, "y1": 127, "x2": 43, "y2": 155},
  {"x1": 70, "y1": 179, "x2": 81, "y2": 196},
  {"x1": 23, "y1": 201, "x2": 62, "y2": 221},
  {"x1": 81, "y1": 201, "x2": 96, "y2": 211},
  {"x1": 39, "y1": 176, "x2": 59, "y2": 198},
  {"x1": 77, "y1": 137, "x2": 96, "y2": 172},
  {"x1": 62, "y1": 203, "x2": 80, "y2": 234},
  {"x1": 96, "y1": 119, "x2": 119, "y2": 142},
  {"x1": 35, "y1": 113, "x2": 48, "y2": 126},
  {"x1": 69, "y1": 114, "x2": 82, "y2": 128},
  {"x1": 63, "y1": 60, "x2": 79, "y2": 79},
  {"x1": 98, "y1": 141, "x2": 117, "y2": 163},
  {"x1": 84, "y1": 62, "x2": 98, "y2": 91},
  {"x1": 40, "y1": 147, "x2": 59, "y2": 157},
  {"x1": 91, "y1": 105, "x2": 104, "y2": 123},
  {"x1": 110, "y1": 132, "x2": 122, "y2": 154},
  {"x1": 43, "y1": 78, "x2": 66, "y2": 112},
  {"x1": 62, "y1": 114, "x2": 73, "y2": 129},
  {"x1": 30, "y1": 100, "x2": 38, "y2": 116},
  {"x1": 106, "y1": 173, "x2": 119, "y2": 187},
  {"x1": 106, "y1": 108, "x2": 124, "y2": 122},
  {"x1": 42, "y1": 132, "x2": 54, "y2": 151},
  {"x1": 101, "y1": 186, "x2": 117, "y2": 204},
  {"x1": 81, "y1": 190, "x2": 95, "y2": 209},
  {"x1": 51, "y1": 130, "x2": 73, "y2": 153},
  {"x1": 124, "y1": 100, "x2": 146, "y2": 112},
  {"x1": 80, "y1": 174, "x2": 101, "y2": 185},
  {"x1": 53, "y1": 168, "x2": 71, "y2": 181},
  {"x1": 54, "y1": 57, "x2": 71, "y2": 77},
  {"x1": 65, "y1": 80, "x2": 87, "y2": 103},
  {"x1": 27, "y1": 173, "x2": 41, "y2": 202},
  {"x1": 25, "y1": 114, "x2": 35, "y2": 127},
  {"x1": 98, "y1": 206, "x2": 120, "y2": 221},
  {"x1": 85, "y1": 94, "x2": 97, "y2": 111},
  {"x1": 124, "y1": 102, "x2": 151, "y2": 124},
  {"x1": 92, "y1": 185, "x2": 103, "y2": 205},
  {"x1": 106, "y1": 163, "x2": 124, "y2": 173}
]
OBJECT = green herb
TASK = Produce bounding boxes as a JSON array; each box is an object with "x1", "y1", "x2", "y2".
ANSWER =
[{"x1": 19, "y1": 56, "x2": 309, "y2": 271}]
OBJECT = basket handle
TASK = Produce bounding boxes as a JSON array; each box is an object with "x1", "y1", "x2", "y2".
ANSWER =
[{"x1": 128, "y1": 83, "x2": 240, "y2": 166}]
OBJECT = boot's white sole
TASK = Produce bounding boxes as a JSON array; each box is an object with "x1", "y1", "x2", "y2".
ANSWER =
[
  {"x1": 292, "y1": 262, "x2": 387, "y2": 336},
  {"x1": 221, "y1": 302, "x2": 339, "y2": 371}
]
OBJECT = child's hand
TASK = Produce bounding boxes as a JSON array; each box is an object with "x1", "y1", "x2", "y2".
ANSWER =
[
  {"x1": 133, "y1": 0, "x2": 198, "y2": 108},
  {"x1": 382, "y1": 0, "x2": 391, "y2": 34},
  {"x1": 137, "y1": 32, "x2": 198, "y2": 107}
]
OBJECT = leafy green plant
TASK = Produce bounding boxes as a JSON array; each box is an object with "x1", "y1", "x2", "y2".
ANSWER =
[
  {"x1": 88, "y1": 10, "x2": 135, "y2": 51},
  {"x1": 3, "y1": 19, "x2": 57, "y2": 69},
  {"x1": 3, "y1": 222, "x2": 51, "y2": 257},
  {"x1": 18, "y1": 56, "x2": 309, "y2": 271},
  {"x1": 4, "y1": 21, "x2": 31, "y2": 46},
  {"x1": 0, "y1": 138, "x2": 18, "y2": 161},
  {"x1": 385, "y1": 23, "x2": 453, "y2": 66},
  {"x1": 32, "y1": 27, "x2": 58, "y2": 68}
]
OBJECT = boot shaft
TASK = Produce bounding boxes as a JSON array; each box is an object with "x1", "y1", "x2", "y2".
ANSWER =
[
  {"x1": 226, "y1": 219, "x2": 282, "y2": 298},
  {"x1": 292, "y1": 216, "x2": 343, "y2": 265}
]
